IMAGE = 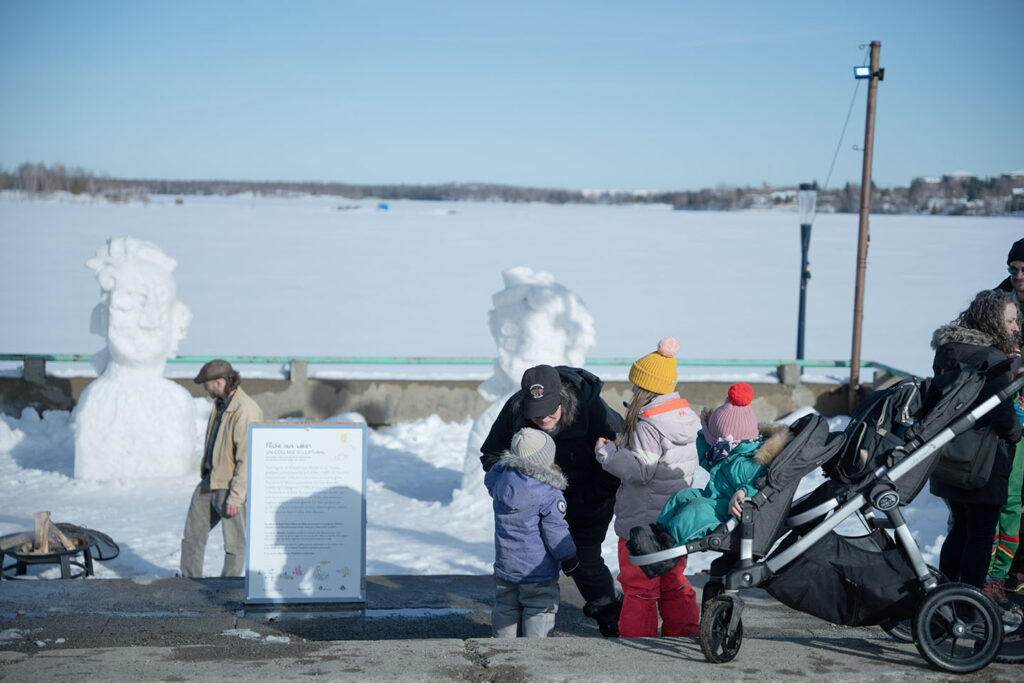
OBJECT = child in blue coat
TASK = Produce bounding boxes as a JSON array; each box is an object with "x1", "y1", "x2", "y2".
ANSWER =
[
  {"x1": 485, "y1": 427, "x2": 579, "y2": 637},
  {"x1": 628, "y1": 383, "x2": 791, "y2": 576}
]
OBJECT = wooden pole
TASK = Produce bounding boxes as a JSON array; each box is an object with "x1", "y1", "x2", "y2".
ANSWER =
[{"x1": 849, "y1": 41, "x2": 882, "y2": 414}]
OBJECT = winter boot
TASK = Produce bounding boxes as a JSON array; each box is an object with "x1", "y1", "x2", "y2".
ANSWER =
[
  {"x1": 627, "y1": 524, "x2": 680, "y2": 579},
  {"x1": 984, "y1": 576, "x2": 1008, "y2": 606},
  {"x1": 583, "y1": 595, "x2": 622, "y2": 637}
]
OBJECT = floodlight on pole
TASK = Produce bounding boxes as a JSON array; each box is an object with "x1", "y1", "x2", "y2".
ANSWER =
[
  {"x1": 796, "y1": 182, "x2": 817, "y2": 361},
  {"x1": 853, "y1": 66, "x2": 884, "y2": 80}
]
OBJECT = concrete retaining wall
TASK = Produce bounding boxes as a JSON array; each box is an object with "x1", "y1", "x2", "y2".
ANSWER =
[{"x1": 1, "y1": 360, "x2": 860, "y2": 426}]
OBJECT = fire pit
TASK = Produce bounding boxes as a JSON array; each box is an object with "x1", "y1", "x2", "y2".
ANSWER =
[{"x1": 0, "y1": 522, "x2": 119, "y2": 580}]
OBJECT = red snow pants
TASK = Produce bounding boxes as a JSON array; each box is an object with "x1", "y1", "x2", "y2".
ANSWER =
[{"x1": 616, "y1": 538, "x2": 699, "y2": 637}]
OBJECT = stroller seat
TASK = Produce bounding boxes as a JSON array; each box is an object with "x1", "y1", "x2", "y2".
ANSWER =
[{"x1": 629, "y1": 412, "x2": 844, "y2": 568}]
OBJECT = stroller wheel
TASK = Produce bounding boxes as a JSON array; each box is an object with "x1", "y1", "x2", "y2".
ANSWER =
[
  {"x1": 995, "y1": 592, "x2": 1024, "y2": 663},
  {"x1": 911, "y1": 583, "x2": 1002, "y2": 673},
  {"x1": 881, "y1": 617, "x2": 914, "y2": 643},
  {"x1": 699, "y1": 597, "x2": 743, "y2": 663},
  {"x1": 701, "y1": 580, "x2": 724, "y2": 611},
  {"x1": 881, "y1": 565, "x2": 946, "y2": 643}
]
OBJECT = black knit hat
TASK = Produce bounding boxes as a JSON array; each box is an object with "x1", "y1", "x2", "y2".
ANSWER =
[{"x1": 1008, "y1": 238, "x2": 1024, "y2": 264}]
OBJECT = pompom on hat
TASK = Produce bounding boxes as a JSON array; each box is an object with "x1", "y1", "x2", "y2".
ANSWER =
[
  {"x1": 629, "y1": 337, "x2": 679, "y2": 394},
  {"x1": 702, "y1": 382, "x2": 759, "y2": 445}
]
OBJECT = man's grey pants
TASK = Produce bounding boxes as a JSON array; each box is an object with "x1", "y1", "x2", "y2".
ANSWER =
[
  {"x1": 492, "y1": 577, "x2": 560, "y2": 638},
  {"x1": 180, "y1": 477, "x2": 246, "y2": 577}
]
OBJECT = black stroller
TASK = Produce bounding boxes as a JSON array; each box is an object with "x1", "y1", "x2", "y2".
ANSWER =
[{"x1": 629, "y1": 364, "x2": 1024, "y2": 673}]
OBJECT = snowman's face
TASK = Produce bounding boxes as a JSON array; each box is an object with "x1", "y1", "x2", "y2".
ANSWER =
[{"x1": 100, "y1": 261, "x2": 177, "y2": 367}]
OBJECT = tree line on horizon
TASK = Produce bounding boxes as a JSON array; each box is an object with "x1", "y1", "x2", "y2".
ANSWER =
[{"x1": 2, "y1": 162, "x2": 1022, "y2": 216}]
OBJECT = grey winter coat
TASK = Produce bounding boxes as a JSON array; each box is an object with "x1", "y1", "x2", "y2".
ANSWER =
[{"x1": 594, "y1": 393, "x2": 700, "y2": 539}]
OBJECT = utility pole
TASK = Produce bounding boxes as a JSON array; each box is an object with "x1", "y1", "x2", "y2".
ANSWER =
[{"x1": 848, "y1": 41, "x2": 882, "y2": 414}]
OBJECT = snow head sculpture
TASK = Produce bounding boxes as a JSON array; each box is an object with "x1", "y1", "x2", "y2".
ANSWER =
[
  {"x1": 459, "y1": 266, "x2": 595, "y2": 494},
  {"x1": 86, "y1": 237, "x2": 192, "y2": 373},
  {"x1": 74, "y1": 237, "x2": 198, "y2": 480},
  {"x1": 476, "y1": 266, "x2": 596, "y2": 402}
]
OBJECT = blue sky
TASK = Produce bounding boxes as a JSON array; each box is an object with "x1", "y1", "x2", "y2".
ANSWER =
[{"x1": 1, "y1": 1, "x2": 1021, "y2": 191}]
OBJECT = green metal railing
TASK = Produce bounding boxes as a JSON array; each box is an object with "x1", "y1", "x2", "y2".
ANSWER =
[{"x1": 0, "y1": 353, "x2": 912, "y2": 377}]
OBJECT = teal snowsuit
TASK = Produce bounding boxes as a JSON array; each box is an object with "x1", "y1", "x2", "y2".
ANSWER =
[{"x1": 656, "y1": 431, "x2": 769, "y2": 546}]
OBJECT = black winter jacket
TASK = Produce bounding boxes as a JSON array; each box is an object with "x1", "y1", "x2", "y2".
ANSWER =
[
  {"x1": 928, "y1": 324, "x2": 1022, "y2": 505},
  {"x1": 480, "y1": 366, "x2": 622, "y2": 543}
]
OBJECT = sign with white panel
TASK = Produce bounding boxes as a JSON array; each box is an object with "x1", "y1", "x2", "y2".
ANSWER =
[{"x1": 245, "y1": 423, "x2": 366, "y2": 603}]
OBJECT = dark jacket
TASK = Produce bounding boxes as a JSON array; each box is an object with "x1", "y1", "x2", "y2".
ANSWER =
[
  {"x1": 928, "y1": 324, "x2": 1022, "y2": 505},
  {"x1": 480, "y1": 366, "x2": 623, "y2": 544}
]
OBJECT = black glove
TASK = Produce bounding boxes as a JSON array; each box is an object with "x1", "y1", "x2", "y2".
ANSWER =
[
  {"x1": 480, "y1": 452, "x2": 500, "y2": 472},
  {"x1": 652, "y1": 523, "x2": 677, "y2": 550},
  {"x1": 561, "y1": 556, "x2": 580, "y2": 576}
]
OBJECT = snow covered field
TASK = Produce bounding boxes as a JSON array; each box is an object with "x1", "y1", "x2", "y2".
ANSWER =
[{"x1": 0, "y1": 193, "x2": 1019, "y2": 579}]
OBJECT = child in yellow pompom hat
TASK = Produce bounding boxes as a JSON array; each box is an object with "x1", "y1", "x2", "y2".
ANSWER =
[{"x1": 594, "y1": 337, "x2": 700, "y2": 638}]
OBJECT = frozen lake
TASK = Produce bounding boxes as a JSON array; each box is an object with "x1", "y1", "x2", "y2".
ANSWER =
[{"x1": 2, "y1": 192, "x2": 1020, "y2": 379}]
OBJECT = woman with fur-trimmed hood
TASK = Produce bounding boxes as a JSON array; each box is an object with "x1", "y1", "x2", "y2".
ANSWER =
[
  {"x1": 929, "y1": 290, "x2": 1022, "y2": 596},
  {"x1": 655, "y1": 383, "x2": 791, "y2": 546}
]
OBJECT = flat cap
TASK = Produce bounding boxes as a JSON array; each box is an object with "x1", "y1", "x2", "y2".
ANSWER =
[{"x1": 193, "y1": 359, "x2": 234, "y2": 384}]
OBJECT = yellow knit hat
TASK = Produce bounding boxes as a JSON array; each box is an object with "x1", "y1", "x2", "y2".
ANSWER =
[{"x1": 629, "y1": 337, "x2": 679, "y2": 394}]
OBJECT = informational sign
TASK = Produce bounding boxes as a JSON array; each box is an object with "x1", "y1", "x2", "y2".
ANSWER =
[{"x1": 245, "y1": 423, "x2": 366, "y2": 604}]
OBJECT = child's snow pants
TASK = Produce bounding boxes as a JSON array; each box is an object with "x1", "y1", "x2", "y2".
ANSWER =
[
  {"x1": 616, "y1": 538, "x2": 699, "y2": 637},
  {"x1": 492, "y1": 576, "x2": 560, "y2": 638}
]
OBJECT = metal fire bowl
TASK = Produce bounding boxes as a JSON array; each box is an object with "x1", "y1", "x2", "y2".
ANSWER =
[{"x1": 0, "y1": 523, "x2": 96, "y2": 562}]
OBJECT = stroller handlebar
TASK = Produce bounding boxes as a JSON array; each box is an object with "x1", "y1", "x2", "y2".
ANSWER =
[
  {"x1": 996, "y1": 369, "x2": 1024, "y2": 403},
  {"x1": 943, "y1": 370, "x2": 1024, "y2": 439}
]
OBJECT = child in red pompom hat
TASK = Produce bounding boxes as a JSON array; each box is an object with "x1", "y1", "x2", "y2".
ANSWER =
[
  {"x1": 626, "y1": 383, "x2": 793, "y2": 577},
  {"x1": 702, "y1": 382, "x2": 758, "y2": 448}
]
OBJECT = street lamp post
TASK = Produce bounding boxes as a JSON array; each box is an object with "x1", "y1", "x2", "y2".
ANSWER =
[{"x1": 796, "y1": 182, "x2": 817, "y2": 361}]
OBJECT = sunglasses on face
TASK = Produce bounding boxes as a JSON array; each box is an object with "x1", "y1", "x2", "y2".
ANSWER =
[{"x1": 1009, "y1": 266, "x2": 1024, "y2": 276}]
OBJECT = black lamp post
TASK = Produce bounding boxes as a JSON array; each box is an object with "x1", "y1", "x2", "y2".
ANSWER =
[{"x1": 796, "y1": 182, "x2": 817, "y2": 361}]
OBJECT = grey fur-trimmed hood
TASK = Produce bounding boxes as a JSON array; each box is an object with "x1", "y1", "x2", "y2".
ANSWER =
[
  {"x1": 931, "y1": 323, "x2": 995, "y2": 351},
  {"x1": 753, "y1": 423, "x2": 792, "y2": 467},
  {"x1": 498, "y1": 450, "x2": 569, "y2": 490}
]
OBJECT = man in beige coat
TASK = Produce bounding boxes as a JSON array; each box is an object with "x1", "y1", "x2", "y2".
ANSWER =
[{"x1": 180, "y1": 359, "x2": 263, "y2": 577}]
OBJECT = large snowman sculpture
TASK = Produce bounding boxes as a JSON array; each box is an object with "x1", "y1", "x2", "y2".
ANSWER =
[
  {"x1": 459, "y1": 266, "x2": 596, "y2": 492},
  {"x1": 73, "y1": 237, "x2": 197, "y2": 480}
]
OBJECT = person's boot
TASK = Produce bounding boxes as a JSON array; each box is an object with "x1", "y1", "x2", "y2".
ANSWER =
[
  {"x1": 627, "y1": 524, "x2": 680, "y2": 579},
  {"x1": 583, "y1": 595, "x2": 622, "y2": 637},
  {"x1": 984, "y1": 576, "x2": 1007, "y2": 605}
]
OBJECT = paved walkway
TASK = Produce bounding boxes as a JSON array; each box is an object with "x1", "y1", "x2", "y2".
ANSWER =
[{"x1": 0, "y1": 574, "x2": 1019, "y2": 681}]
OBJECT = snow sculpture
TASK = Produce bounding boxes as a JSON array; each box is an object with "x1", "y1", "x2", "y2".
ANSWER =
[
  {"x1": 73, "y1": 237, "x2": 197, "y2": 480},
  {"x1": 459, "y1": 266, "x2": 596, "y2": 492}
]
